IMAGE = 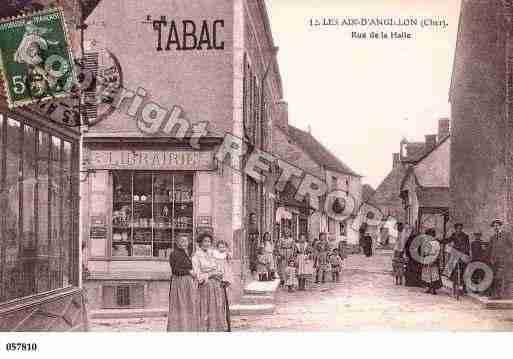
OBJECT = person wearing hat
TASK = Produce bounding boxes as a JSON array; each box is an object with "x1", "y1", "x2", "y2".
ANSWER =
[
  {"x1": 441, "y1": 222, "x2": 470, "y2": 292},
  {"x1": 488, "y1": 219, "x2": 513, "y2": 299}
]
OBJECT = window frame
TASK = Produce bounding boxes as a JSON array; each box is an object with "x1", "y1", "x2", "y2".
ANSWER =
[
  {"x1": 108, "y1": 170, "x2": 196, "y2": 260},
  {"x1": 0, "y1": 112, "x2": 79, "y2": 305}
]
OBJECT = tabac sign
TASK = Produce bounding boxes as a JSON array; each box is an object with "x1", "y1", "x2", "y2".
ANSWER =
[{"x1": 87, "y1": 150, "x2": 215, "y2": 171}]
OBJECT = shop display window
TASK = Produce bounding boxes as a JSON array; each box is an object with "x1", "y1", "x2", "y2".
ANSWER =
[
  {"x1": 112, "y1": 171, "x2": 194, "y2": 258},
  {"x1": 0, "y1": 113, "x2": 77, "y2": 304}
]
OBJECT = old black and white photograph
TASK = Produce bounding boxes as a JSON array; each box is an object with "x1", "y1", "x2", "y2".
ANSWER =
[{"x1": 0, "y1": 0, "x2": 512, "y2": 356}]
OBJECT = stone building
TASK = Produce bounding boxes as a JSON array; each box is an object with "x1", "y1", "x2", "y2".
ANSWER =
[
  {"x1": 80, "y1": 0, "x2": 284, "y2": 310},
  {"x1": 272, "y1": 111, "x2": 362, "y2": 245},
  {"x1": 450, "y1": 0, "x2": 513, "y2": 298},
  {"x1": 449, "y1": 0, "x2": 511, "y2": 233},
  {"x1": 400, "y1": 132, "x2": 451, "y2": 237},
  {"x1": 371, "y1": 118, "x2": 450, "y2": 237}
]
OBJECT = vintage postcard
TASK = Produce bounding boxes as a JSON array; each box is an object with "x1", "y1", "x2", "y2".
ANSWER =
[{"x1": 0, "y1": 0, "x2": 512, "y2": 354}]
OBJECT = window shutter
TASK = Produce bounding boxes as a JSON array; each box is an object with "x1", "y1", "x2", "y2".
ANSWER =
[{"x1": 82, "y1": 52, "x2": 99, "y2": 126}]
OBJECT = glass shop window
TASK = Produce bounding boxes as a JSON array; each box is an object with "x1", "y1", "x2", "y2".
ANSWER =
[
  {"x1": 111, "y1": 171, "x2": 194, "y2": 258},
  {"x1": 0, "y1": 114, "x2": 77, "y2": 304}
]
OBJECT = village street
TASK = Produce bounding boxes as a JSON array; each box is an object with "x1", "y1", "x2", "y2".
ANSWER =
[{"x1": 90, "y1": 251, "x2": 513, "y2": 332}]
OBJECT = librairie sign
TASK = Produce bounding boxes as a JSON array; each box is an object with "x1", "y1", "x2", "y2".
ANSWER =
[{"x1": 88, "y1": 150, "x2": 215, "y2": 171}]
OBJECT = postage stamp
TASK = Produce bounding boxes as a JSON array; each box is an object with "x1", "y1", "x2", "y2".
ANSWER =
[{"x1": 0, "y1": 7, "x2": 77, "y2": 109}]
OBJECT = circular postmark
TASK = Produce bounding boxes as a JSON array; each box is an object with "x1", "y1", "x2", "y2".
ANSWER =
[{"x1": 77, "y1": 48, "x2": 123, "y2": 126}]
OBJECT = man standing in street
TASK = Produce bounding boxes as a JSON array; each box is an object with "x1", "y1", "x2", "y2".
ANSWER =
[
  {"x1": 442, "y1": 223, "x2": 470, "y2": 292},
  {"x1": 488, "y1": 219, "x2": 513, "y2": 299},
  {"x1": 470, "y1": 230, "x2": 488, "y2": 294}
]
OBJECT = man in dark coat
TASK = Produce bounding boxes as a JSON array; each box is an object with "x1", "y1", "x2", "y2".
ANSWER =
[
  {"x1": 471, "y1": 231, "x2": 487, "y2": 262},
  {"x1": 441, "y1": 223, "x2": 470, "y2": 292},
  {"x1": 488, "y1": 219, "x2": 513, "y2": 299},
  {"x1": 470, "y1": 230, "x2": 488, "y2": 293}
]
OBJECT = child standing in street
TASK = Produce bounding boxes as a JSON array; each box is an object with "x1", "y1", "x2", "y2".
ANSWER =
[
  {"x1": 262, "y1": 233, "x2": 276, "y2": 281},
  {"x1": 315, "y1": 241, "x2": 331, "y2": 284},
  {"x1": 293, "y1": 234, "x2": 314, "y2": 290},
  {"x1": 256, "y1": 247, "x2": 268, "y2": 281},
  {"x1": 329, "y1": 249, "x2": 343, "y2": 283},
  {"x1": 285, "y1": 258, "x2": 298, "y2": 292}
]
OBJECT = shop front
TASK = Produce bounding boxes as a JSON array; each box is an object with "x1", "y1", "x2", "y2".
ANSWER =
[
  {"x1": 82, "y1": 139, "x2": 236, "y2": 310},
  {"x1": 0, "y1": 107, "x2": 86, "y2": 331}
]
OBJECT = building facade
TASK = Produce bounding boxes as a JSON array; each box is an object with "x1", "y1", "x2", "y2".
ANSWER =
[
  {"x1": 272, "y1": 116, "x2": 362, "y2": 245},
  {"x1": 81, "y1": 0, "x2": 283, "y2": 310},
  {"x1": 450, "y1": 0, "x2": 513, "y2": 298},
  {"x1": 400, "y1": 134, "x2": 451, "y2": 238}
]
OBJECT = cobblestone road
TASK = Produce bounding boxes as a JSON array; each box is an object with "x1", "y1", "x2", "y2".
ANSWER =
[{"x1": 90, "y1": 253, "x2": 513, "y2": 331}]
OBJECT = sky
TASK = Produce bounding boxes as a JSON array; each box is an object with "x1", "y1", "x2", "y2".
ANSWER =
[{"x1": 265, "y1": 0, "x2": 461, "y2": 188}]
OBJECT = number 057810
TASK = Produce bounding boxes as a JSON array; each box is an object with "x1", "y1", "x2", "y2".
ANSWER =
[{"x1": 5, "y1": 343, "x2": 38, "y2": 351}]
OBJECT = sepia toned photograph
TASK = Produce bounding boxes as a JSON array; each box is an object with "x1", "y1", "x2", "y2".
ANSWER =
[{"x1": 1, "y1": 0, "x2": 513, "y2": 345}]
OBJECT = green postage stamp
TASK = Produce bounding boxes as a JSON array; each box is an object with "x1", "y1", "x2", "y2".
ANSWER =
[{"x1": 0, "y1": 7, "x2": 76, "y2": 109}]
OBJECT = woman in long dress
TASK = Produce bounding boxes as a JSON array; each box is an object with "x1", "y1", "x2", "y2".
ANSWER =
[
  {"x1": 192, "y1": 233, "x2": 230, "y2": 332},
  {"x1": 420, "y1": 229, "x2": 442, "y2": 295},
  {"x1": 167, "y1": 234, "x2": 199, "y2": 332},
  {"x1": 404, "y1": 230, "x2": 423, "y2": 287}
]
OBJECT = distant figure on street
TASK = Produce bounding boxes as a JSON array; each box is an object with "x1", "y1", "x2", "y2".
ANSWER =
[
  {"x1": 404, "y1": 228, "x2": 423, "y2": 287},
  {"x1": 421, "y1": 228, "x2": 442, "y2": 295},
  {"x1": 262, "y1": 232, "x2": 276, "y2": 280},
  {"x1": 329, "y1": 249, "x2": 344, "y2": 283},
  {"x1": 285, "y1": 258, "x2": 298, "y2": 292},
  {"x1": 315, "y1": 240, "x2": 331, "y2": 283},
  {"x1": 441, "y1": 223, "x2": 470, "y2": 293},
  {"x1": 488, "y1": 219, "x2": 513, "y2": 299},
  {"x1": 293, "y1": 234, "x2": 314, "y2": 290},
  {"x1": 276, "y1": 228, "x2": 295, "y2": 287},
  {"x1": 248, "y1": 213, "x2": 260, "y2": 278},
  {"x1": 470, "y1": 230, "x2": 489, "y2": 294},
  {"x1": 256, "y1": 246, "x2": 268, "y2": 282},
  {"x1": 392, "y1": 222, "x2": 407, "y2": 285},
  {"x1": 360, "y1": 223, "x2": 373, "y2": 257},
  {"x1": 471, "y1": 230, "x2": 487, "y2": 262}
]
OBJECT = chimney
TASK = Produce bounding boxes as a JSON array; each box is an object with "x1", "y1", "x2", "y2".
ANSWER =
[
  {"x1": 438, "y1": 118, "x2": 450, "y2": 140},
  {"x1": 276, "y1": 100, "x2": 289, "y2": 133},
  {"x1": 393, "y1": 153, "x2": 401, "y2": 168},
  {"x1": 425, "y1": 134, "x2": 437, "y2": 151}
]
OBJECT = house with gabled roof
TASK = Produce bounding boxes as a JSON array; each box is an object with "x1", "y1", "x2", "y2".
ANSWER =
[
  {"x1": 371, "y1": 118, "x2": 450, "y2": 228},
  {"x1": 400, "y1": 133, "x2": 451, "y2": 238},
  {"x1": 272, "y1": 102, "x2": 363, "y2": 244}
]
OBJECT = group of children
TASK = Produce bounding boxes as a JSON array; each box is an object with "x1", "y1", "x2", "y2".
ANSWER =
[
  {"x1": 285, "y1": 247, "x2": 346, "y2": 292},
  {"x1": 275, "y1": 234, "x2": 348, "y2": 292}
]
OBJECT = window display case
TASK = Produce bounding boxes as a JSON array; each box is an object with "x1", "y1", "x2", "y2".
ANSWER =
[{"x1": 112, "y1": 171, "x2": 194, "y2": 258}]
